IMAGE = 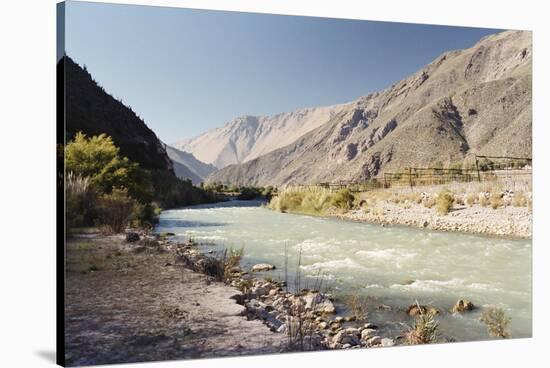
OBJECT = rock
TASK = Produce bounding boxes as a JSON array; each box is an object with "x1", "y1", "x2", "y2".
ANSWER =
[
  {"x1": 250, "y1": 287, "x2": 268, "y2": 297},
  {"x1": 361, "y1": 328, "x2": 376, "y2": 340},
  {"x1": 406, "y1": 304, "x2": 440, "y2": 316},
  {"x1": 302, "y1": 292, "x2": 336, "y2": 314},
  {"x1": 380, "y1": 338, "x2": 395, "y2": 347},
  {"x1": 125, "y1": 231, "x2": 140, "y2": 243},
  {"x1": 366, "y1": 335, "x2": 382, "y2": 346},
  {"x1": 268, "y1": 289, "x2": 278, "y2": 296},
  {"x1": 451, "y1": 299, "x2": 474, "y2": 313},
  {"x1": 333, "y1": 328, "x2": 361, "y2": 346},
  {"x1": 318, "y1": 322, "x2": 328, "y2": 329},
  {"x1": 363, "y1": 323, "x2": 378, "y2": 330},
  {"x1": 251, "y1": 263, "x2": 276, "y2": 272},
  {"x1": 334, "y1": 316, "x2": 344, "y2": 323}
]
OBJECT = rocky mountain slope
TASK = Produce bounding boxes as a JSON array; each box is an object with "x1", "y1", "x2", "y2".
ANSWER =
[
  {"x1": 165, "y1": 145, "x2": 216, "y2": 184},
  {"x1": 174, "y1": 104, "x2": 351, "y2": 168},
  {"x1": 207, "y1": 30, "x2": 532, "y2": 186}
]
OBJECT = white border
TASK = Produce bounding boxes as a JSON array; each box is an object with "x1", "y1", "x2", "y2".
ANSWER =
[{"x1": 1, "y1": 0, "x2": 548, "y2": 367}]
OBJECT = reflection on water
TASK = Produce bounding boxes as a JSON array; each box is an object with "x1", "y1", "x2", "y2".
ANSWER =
[{"x1": 156, "y1": 200, "x2": 532, "y2": 341}]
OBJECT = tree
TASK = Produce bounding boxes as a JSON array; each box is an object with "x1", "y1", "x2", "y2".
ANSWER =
[{"x1": 66, "y1": 132, "x2": 153, "y2": 202}]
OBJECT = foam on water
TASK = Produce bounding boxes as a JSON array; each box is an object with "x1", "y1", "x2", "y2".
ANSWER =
[{"x1": 157, "y1": 200, "x2": 532, "y2": 340}]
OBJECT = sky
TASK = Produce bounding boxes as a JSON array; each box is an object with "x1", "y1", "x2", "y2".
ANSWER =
[{"x1": 63, "y1": 1, "x2": 503, "y2": 143}]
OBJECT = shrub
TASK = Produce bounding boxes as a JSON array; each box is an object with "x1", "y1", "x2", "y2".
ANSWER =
[
  {"x1": 490, "y1": 191, "x2": 503, "y2": 209},
  {"x1": 422, "y1": 197, "x2": 436, "y2": 209},
  {"x1": 479, "y1": 194, "x2": 489, "y2": 207},
  {"x1": 66, "y1": 132, "x2": 153, "y2": 203},
  {"x1": 268, "y1": 187, "x2": 355, "y2": 215},
  {"x1": 404, "y1": 308, "x2": 440, "y2": 345},
  {"x1": 237, "y1": 187, "x2": 262, "y2": 200},
  {"x1": 96, "y1": 188, "x2": 135, "y2": 233},
  {"x1": 330, "y1": 189, "x2": 355, "y2": 210},
  {"x1": 66, "y1": 172, "x2": 98, "y2": 229},
  {"x1": 435, "y1": 190, "x2": 454, "y2": 215},
  {"x1": 131, "y1": 202, "x2": 161, "y2": 229},
  {"x1": 466, "y1": 193, "x2": 477, "y2": 206},
  {"x1": 345, "y1": 292, "x2": 369, "y2": 321},
  {"x1": 512, "y1": 192, "x2": 528, "y2": 207},
  {"x1": 479, "y1": 307, "x2": 511, "y2": 338}
]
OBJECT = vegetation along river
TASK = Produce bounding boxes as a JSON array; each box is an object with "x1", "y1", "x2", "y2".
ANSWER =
[{"x1": 156, "y1": 200, "x2": 531, "y2": 342}]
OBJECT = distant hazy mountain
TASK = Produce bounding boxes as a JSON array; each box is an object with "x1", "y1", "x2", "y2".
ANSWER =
[
  {"x1": 173, "y1": 104, "x2": 352, "y2": 168},
  {"x1": 165, "y1": 145, "x2": 216, "y2": 184},
  {"x1": 207, "y1": 30, "x2": 532, "y2": 186}
]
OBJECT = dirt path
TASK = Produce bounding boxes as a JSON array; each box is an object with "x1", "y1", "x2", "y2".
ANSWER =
[{"x1": 64, "y1": 233, "x2": 284, "y2": 366}]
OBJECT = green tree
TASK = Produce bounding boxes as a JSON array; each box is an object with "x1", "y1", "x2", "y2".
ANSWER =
[{"x1": 66, "y1": 132, "x2": 153, "y2": 202}]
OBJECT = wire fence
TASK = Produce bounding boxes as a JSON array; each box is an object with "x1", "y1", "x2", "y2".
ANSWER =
[{"x1": 301, "y1": 155, "x2": 532, "y2": 193}]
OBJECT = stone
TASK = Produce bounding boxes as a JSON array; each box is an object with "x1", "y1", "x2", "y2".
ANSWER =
[
  {"x1": 406, "y1": 304, "x2": 440, "y2": 316},
  {"x1": 361, "y1": 328, "x2": 377, "y2": 340},
  {"x1": 380, "y1": 338, "x2": 395, "y2": 347},
  {"x1": 366, "y1": 335, "x2": 382, "y2": 346},
  {"x1": 451, "y1": 299, "x2": 474, "y2": 313},
  {"x1": 318, "y1": 322, "x2": 328, "y2": 329},
  {"x1": 363, "y1": 323, "x2": 378, "y2": 330},
  {"x1": 302, "y1": 292, "x2": 336, "y2": 314},
  {"x1": 251, "y1": 263, "x2": 276, "y2": 272},
  {"x1": 125, "y1": 231, "x2": 140, "y2": 243}
]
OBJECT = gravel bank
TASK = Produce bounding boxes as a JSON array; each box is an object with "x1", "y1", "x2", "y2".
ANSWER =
[{"x1": 335, "y1": 202, "x2": 531, "y2": 239}]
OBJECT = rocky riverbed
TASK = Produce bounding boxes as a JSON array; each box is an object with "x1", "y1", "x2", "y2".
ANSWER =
[
  {"x1": 333, "y1": 191, "x2": 532, "y2": 239},
  {"x1": 175, "y1": 238, "x2": 398, "y2": 350}
]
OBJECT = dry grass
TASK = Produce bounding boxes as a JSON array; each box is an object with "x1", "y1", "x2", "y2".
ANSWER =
[
  {"x1": 479, "y1": 307, "x2": 511, "y2": 339},
  {"x1": 404, "y1": 306, "x2": 440, "y2": 345},
  {"x1": 512, "y1": 192, "x2": 529, "y2": 207},
  {"x1": 435, "y1": 190, "x2": 454, "y2": 215},
  {"x1": 345, "y1": 292, "x2": 369, "y2": 321},
  {"x1": 268, "y1": 187, "x2": 355, "y2": 215},
  {"x1": 465, "y1": 193, "x2": 477, "y2": 206}
]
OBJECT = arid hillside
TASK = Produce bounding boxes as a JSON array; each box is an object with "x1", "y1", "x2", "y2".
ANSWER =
[{"x1": 207, "y1": 30, "x2": 532, "y2": 186}]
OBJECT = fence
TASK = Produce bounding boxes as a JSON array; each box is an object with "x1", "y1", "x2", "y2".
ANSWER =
[{"x1": 303, "y1": 155, "x2": 532, "y2": 192}]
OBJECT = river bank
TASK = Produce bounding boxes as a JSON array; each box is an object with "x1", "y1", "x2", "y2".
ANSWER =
[
  {"x1": 64, "y1": 231, "x2": 284, "y2": 365},
  {"x1": 269, "y1": 181, "x2": 532, "y2": 239},
  {"x1": 332, "y1": 200, "x2": 531, "y2": 239}
]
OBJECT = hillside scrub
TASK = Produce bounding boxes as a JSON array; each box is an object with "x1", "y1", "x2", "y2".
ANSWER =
[
  {"x1": 65, "y1": 132, "x2": 216, "y2": 233},
  {"x1": 268, "y1": 187, "x2": 355, "y2": 215}
]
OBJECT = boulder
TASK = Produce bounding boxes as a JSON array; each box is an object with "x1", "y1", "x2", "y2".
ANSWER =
[
  {"x1": 406, "y1": 304, "x2": 440, "y2": 316},
  {"x1": 332, "y1": 328, "x2": 361, "y2": 347},
  {"x1": 251, "y1": 263, "x2": 276, "y2": 272},
  {"x1": 380, "y1": 338, "x2": 395, "y2": 347},
  {"x1": 451, "y1": 299, "x2": 474, "y2": 313},
  {"x1": 125, "y1": 231, "x2": 140, "y2": 243},
  {"x1": 302, "y1": 292, "x2": 336, "y2": 314}
]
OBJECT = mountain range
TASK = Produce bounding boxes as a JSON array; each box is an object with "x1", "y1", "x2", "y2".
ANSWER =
[{"x1": 197, "y1": 30, "x2": 531, "y2": 186}]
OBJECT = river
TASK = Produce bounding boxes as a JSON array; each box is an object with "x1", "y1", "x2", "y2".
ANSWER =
[{"x1": 156, "y1": 200, "x2": 531, "y2": 342}]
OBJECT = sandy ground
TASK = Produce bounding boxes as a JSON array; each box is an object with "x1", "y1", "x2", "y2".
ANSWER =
[
  {"x1": 337, "y1": 201, "x2": 531, "y2": 239},
  {"x1": 64, "y1": 233, "x2": 284, "y2": 366}
]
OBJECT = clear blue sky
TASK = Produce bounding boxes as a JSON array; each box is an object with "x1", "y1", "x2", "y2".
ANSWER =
[{"x1": 64, "y1": 1, "x2": 503, "y2": 143}]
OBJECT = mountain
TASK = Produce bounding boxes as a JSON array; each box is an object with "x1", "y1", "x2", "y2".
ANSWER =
[
  {"x1": 207, "y1": 30, "x2": 532, "y2": 187},
  {"x1": 173, "y1": 104, "x2": 351, "y2": 168},
  {"x1": 165, "y1": 145, "x2": 216, "y2": 184},
  {"x1": 61, "y1": 56, "x2": 212, "y2": 207},
  {"x1": 63, "y1": 56, "x2": 174, "y2": 172}
]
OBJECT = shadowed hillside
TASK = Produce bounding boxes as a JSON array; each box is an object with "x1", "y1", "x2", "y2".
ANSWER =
[{"x1": 60, "y1": 56, "x2": 213, "y2": 207}]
